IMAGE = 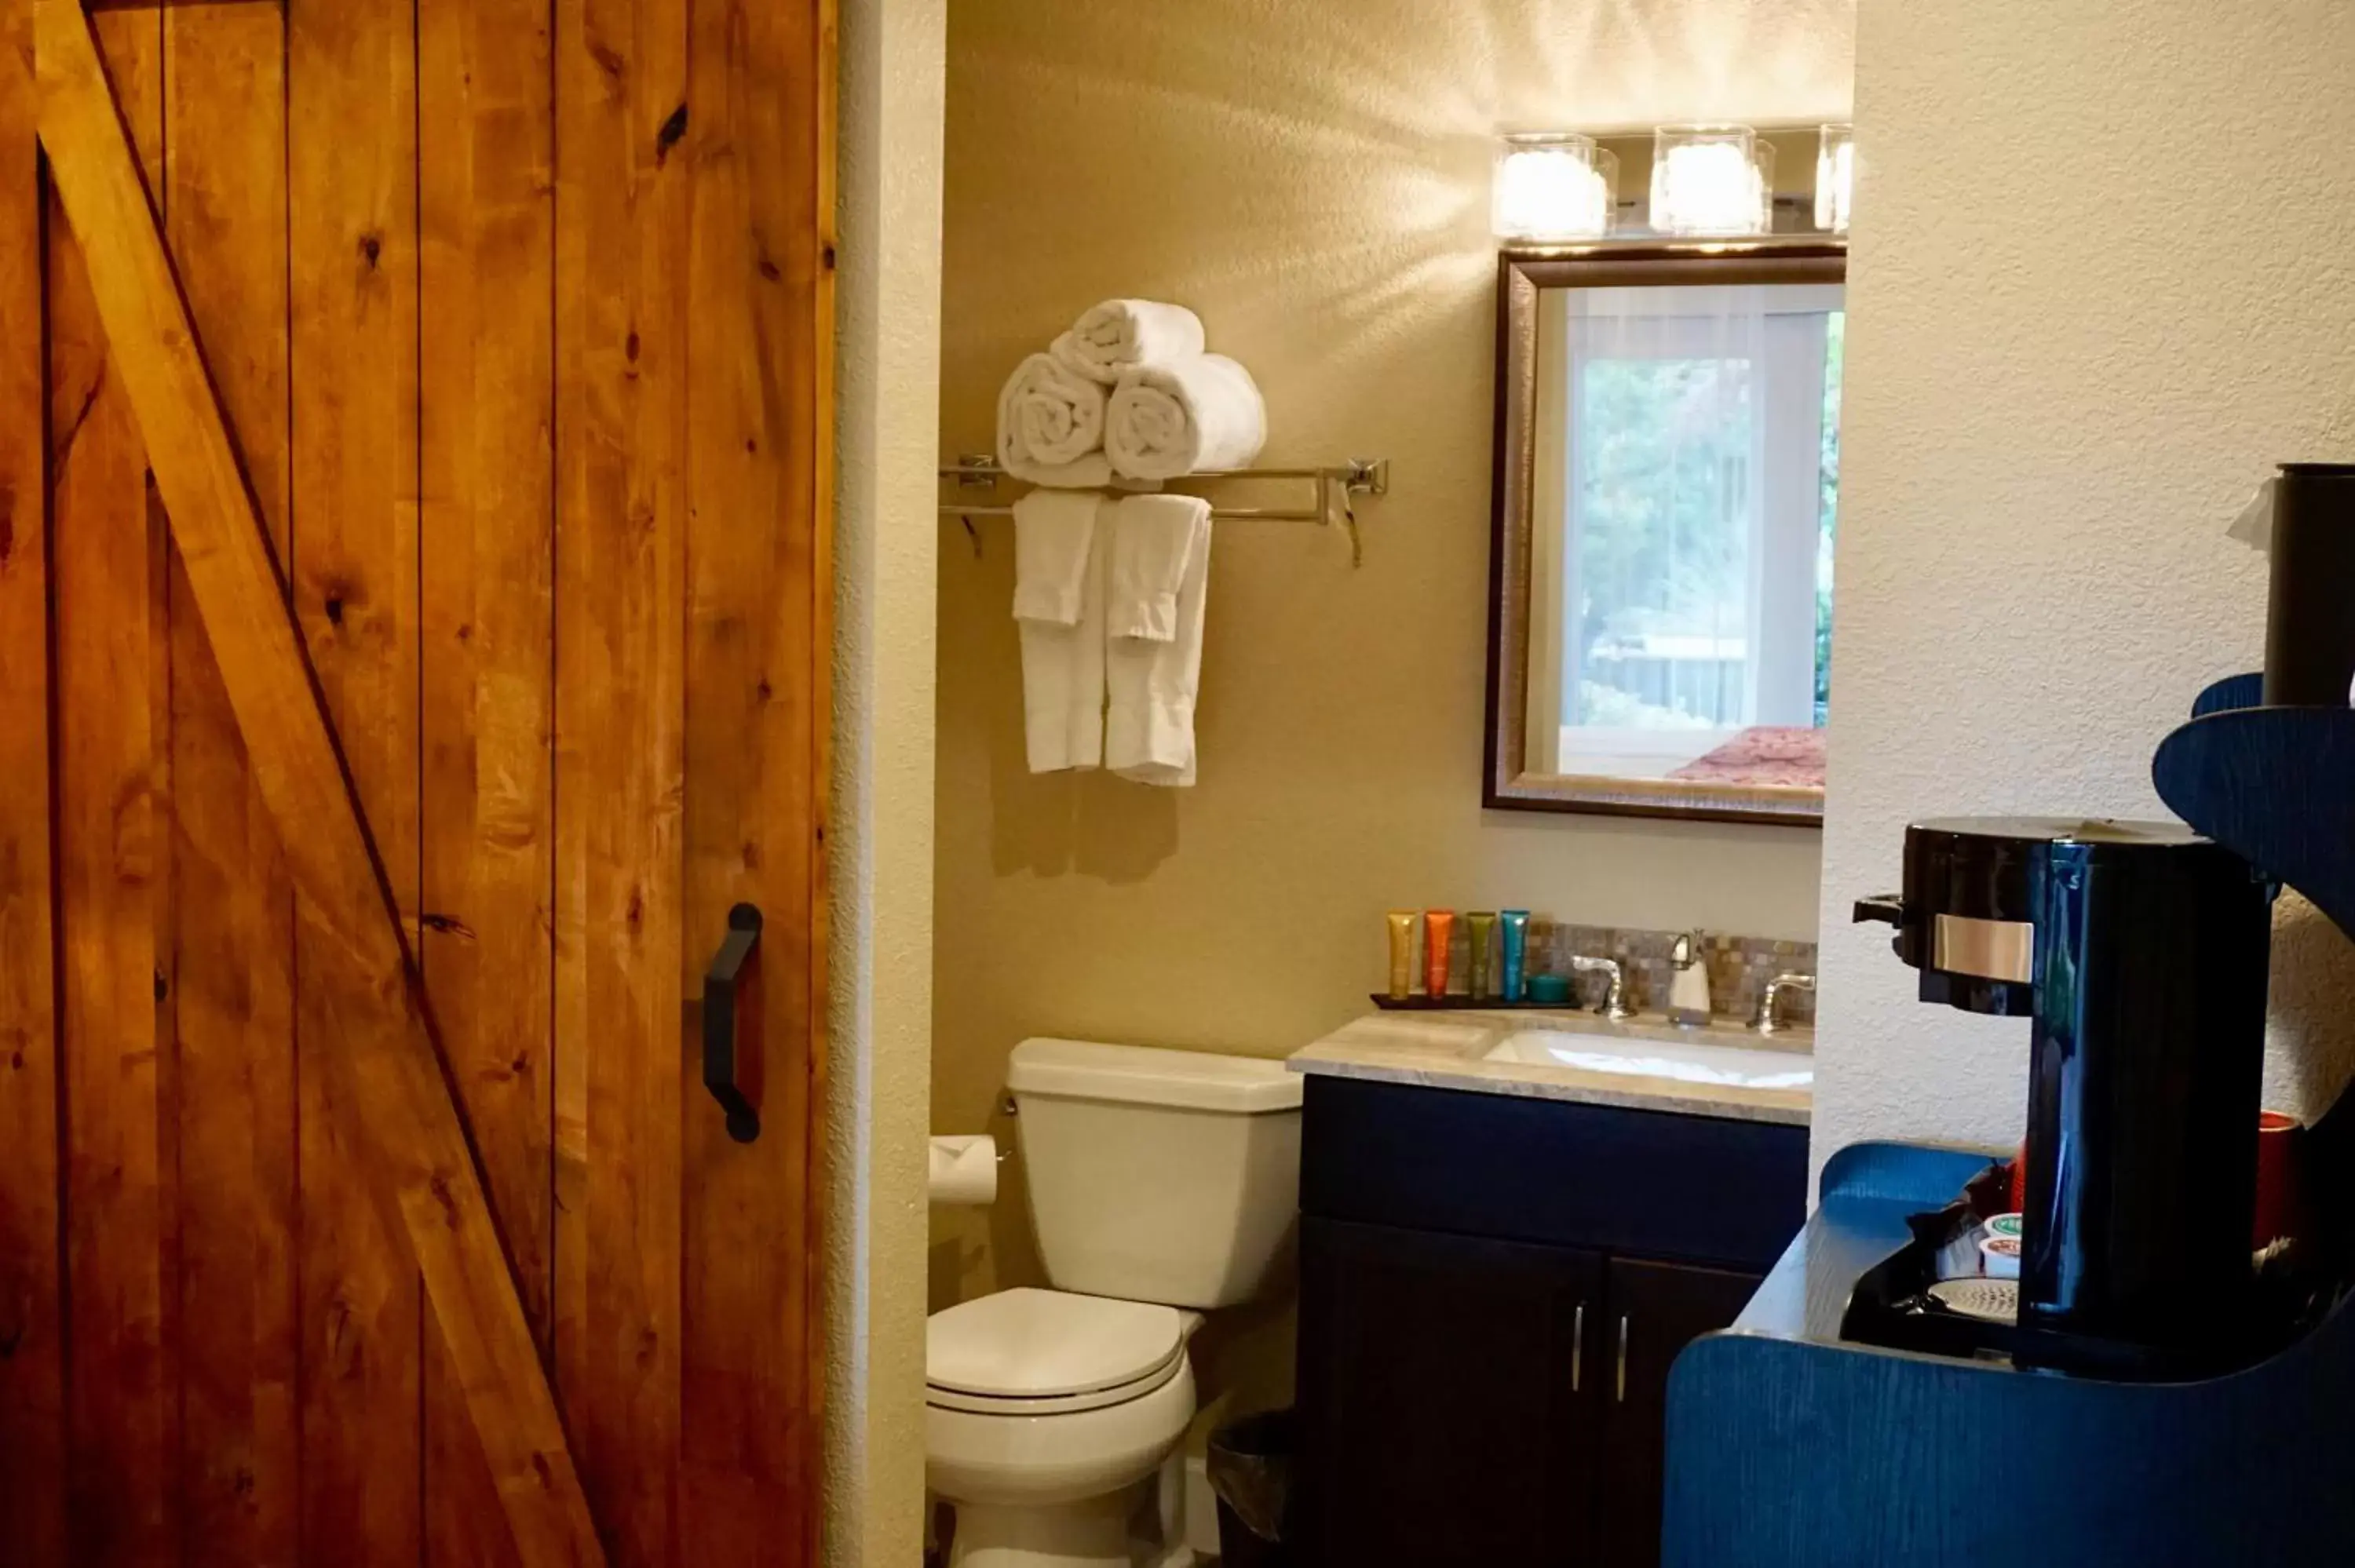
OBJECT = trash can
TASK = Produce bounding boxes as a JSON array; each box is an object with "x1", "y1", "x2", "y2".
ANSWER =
[{"x1": 1207, "y1": 1409, "x2": 1293, "y2": 1567}]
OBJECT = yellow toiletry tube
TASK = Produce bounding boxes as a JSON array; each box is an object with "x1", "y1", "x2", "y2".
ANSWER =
[{"x1": 1387, "y1": 910, "x2": 1418, "y2": 1000}]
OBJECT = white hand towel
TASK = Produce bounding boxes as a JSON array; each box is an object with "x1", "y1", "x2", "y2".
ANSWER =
[
  {"x1": 1105, "y1": 491, "x2": 1200, "y2": 643},
  {"x1": 998, "y1": 352, "x2": 1112, "y2": 490},
  {"x1": 1107, "y1": 495, "x2": 1212, "y2": 786},
  {"x1": 1050, "y1": 299, "x2": 1207, "y2": 385},
  {"x1": 1014, "y1": 491, "x2": 1108, "y2": 773},
  {"x1": 1105, "y1": 354, "x2": 1267, "y2": 483},
  {"x1": 1013, "y1": 483, "x2": 1097, "y2": 625}
]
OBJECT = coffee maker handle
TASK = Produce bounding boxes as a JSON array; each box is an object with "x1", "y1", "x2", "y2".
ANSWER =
[{"x1": 1853, "y1": 895, "x2": 1904, "y2": 926}]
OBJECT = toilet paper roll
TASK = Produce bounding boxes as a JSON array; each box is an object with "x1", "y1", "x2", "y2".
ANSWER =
[{"x1": 928, "y1": 1135, "x2": 999, "y2": 1207}]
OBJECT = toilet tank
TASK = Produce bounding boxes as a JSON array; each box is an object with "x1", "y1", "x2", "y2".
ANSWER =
[{"x1": 1006, "y1": 1038, "x2": 1303, "y2": 1310}]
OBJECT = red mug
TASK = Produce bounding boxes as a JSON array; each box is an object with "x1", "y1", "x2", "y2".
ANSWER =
[{"x1": 2253, "y1": 1109, "x2": 2304, "y2": 1248}]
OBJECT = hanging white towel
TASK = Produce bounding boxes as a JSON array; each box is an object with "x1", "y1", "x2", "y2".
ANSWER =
[
  {"x1": 1106, "y1": 495, "x2": 1212, "y2": 786},
  {"x1": 1050, "y1": 299, "x2": 1207, "y2": 385},
  {"x1": 1105, "y1": 354, "x2": 1267, "y2": 483},
  {"x1": 1105, "y1": 491, "x2": 1200, "y2": 643},
  {"x1": 998, "y1": 352, "x2": 1112, "y2": 490},
  {"x1": 1014, "y1": 491, "x2": 1108, "y2": 773}
]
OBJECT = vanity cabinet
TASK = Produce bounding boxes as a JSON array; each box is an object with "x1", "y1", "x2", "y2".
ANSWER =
[{"x1": 1292, "y1": 1074, "x2": 1806, "y2": 1567}]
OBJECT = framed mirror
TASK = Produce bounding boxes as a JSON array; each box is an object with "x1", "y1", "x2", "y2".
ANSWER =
[{"x1": 1485, "y1": 243, "x2": 1846, "y2": 825}]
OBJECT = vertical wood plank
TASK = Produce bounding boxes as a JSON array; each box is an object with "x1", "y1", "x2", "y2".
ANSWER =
[
  {"x1": 418, "y1": 0, "x2": 556, "y2": 1562},
  {"x1": 678, "y1": 2, "x2": 834, "y2": 1562},
  {"x1": 555, "y1": 0, "x2": 690, "y2": 1559},
  {"x1": 49, "y1": 10, "x2": 173, "y2": 1564},
  {"x1": 34, "y1": 8, "x2": 604, "y2": 1559},
  {"x1": 287, "y1": 0, "x2": 422, "y2": 1561},
  {"x1": 159, "y1": 7, "x2": 300, "y2": 1564},
  {"x1": 0, "y1": 0, "x2": 64, "y2": 1555}
]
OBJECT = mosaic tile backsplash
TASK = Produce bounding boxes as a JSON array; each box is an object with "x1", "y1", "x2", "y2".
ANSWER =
[
  {"x1": 1533, "y1": 922, "x2": 1817, "y2": 1026},
  {"x1": 1410, "y1": 920, "x2": 1817, "y2": 1026}
]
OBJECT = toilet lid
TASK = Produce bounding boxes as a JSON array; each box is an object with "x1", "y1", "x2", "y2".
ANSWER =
[{"x1": 927, "y1": 1288, "x2": 1185, "y2": 1402}]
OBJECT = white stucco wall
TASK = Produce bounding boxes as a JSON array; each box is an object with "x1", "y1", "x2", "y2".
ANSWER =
[
  {"x1": 1815, "y1": 0, "x2": 2355, "y2": 1176},
  {"x1": 828, "y1": 0, "x2": 943, "y2": 1561}
]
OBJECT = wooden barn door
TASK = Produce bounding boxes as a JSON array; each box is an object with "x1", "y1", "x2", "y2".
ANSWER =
[{"x1": 0, "y1": 2, "x2": 834, "y2": 1565}]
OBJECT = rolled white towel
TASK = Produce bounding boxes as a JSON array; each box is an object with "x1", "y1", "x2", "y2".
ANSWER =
[
  {"x1": 1050, "y1": 299, "x2": 1207, "y2": 385},
  {"x1": 997, "y1": 352, "x2": 1112, "y2": 489},
  {"x1": 1105, "y1": 354, "x2": 1267, "y2": 483}
]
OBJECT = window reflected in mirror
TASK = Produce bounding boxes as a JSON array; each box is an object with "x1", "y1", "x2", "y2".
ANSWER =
[{"x1": 1488, "y1": 249, "x2": 1846, "y2": 823}]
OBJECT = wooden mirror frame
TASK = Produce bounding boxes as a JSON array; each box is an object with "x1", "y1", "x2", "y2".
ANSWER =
[{"x1": 1484, "y1": 242, "x2": 1848, "y2": 826}]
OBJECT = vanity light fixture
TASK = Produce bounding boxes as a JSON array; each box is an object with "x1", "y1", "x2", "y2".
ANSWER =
[
  {"x1": 1650, "y1": 123, "x2": 1774, "y2": 237},
  {"x1": 1492, "y1": 132, "x2": 1618, "y2": 243},
  {"x1": 1816, "y1": 123, "x2": 1855, "y2": 233}
]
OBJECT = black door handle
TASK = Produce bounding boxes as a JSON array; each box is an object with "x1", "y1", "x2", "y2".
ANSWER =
[{"x1": 703, "y1": 903, "x2": 763, "y2": 1143}]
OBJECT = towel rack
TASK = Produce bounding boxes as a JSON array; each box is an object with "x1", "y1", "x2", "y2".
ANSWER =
[{"x1": 939, "y1": 455, "x2": 1389, "y2": 568}]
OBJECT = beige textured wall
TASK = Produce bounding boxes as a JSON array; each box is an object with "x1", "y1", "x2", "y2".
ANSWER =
[
  {"x1": 828, "y1": 0, "x2": 942, "y2": 1561},
  {"x1": 1815, "y1": 0, "x2": 2355, "y2": 1177},
  {"x1": 933, "y1": 0, "x2": 1855, "y2": 1312}
]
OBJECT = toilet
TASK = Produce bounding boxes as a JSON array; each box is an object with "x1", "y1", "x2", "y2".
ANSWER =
[{"x1": 927, "y1": 1038, "x2": 1304, "y2": 1568}]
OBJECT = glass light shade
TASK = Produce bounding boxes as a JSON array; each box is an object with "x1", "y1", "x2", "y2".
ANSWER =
[
  {"x1": 1492, "y1": 133, "x2": 1616, "y2": 243},
  {"x1": 1650, "y1": 124, "x2": 1774, "y2": 237},
  {"x1": 1816, "y1": 123, "x2": 1855, "y2": 232}
]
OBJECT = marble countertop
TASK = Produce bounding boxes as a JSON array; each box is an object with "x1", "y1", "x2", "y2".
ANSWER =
[{"x1": 1287, "y1": 1008, "x2": 1814, "y2": 1125}]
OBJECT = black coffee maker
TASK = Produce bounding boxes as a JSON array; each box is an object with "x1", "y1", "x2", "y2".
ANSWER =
[
  {"x1": 1849, "y1": 463, "x2": 2355, "y2": 1376},
  {"x1": 1856, "y1": 819, "x2": 2273, "y2": 1369}
]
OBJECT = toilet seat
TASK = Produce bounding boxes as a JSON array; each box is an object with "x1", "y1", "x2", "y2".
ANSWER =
[{"x1": 927, "y1": 1288, "x2": 1187, "y2": 1416}]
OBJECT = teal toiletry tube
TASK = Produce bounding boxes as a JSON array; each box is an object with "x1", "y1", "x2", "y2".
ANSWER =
[{"x1": 1499, "y1": 910, "x2": 1531, "y2": 1001}]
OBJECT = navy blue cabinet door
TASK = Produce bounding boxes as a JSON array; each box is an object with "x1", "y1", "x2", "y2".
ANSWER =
[
  {"x1": 1599, "y1": 1258, "x2": 1765, "y2": 1568},
  {"x1": 1295, "y1": 1216, "x2": 1606, "y2": 1567}
]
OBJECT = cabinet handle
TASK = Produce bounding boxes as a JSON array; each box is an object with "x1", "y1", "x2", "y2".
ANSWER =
[
  {"x1": 1615, "y1": 1315, "x2": 1630, "y2": 1402},
  {"x1": 1571, "y1": 1304, "x2": 1584, "y2": 1393}
]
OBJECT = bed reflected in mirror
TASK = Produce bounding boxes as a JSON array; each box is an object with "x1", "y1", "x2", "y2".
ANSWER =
[{"x1": 1488, "y1": 246, "x2": 1846, "y2": 824}]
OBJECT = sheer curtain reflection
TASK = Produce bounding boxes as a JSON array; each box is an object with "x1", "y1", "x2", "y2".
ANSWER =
[{"x1": 1529, "y1": 282, "x2": 1842, "y2": 780}]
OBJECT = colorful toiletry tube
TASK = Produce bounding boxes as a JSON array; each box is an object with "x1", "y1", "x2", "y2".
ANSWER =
[
  {"x1": 1499, "y1": 910, "x2": 1531, "y2": 1001},
  {"x1": 1424, "y1": 910, "x2": 1455, "y2": 1000},
  {"x1": 1466, "y1": 912, "x2": 1497, "y2": 999},
  {"x1": 1386, "y1": 910, "x2": 1418, "y2": 1000}
]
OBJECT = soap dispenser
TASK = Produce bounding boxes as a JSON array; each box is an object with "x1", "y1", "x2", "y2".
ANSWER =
[{"x1": 1667, "y1": 932, "x2": 1712, "y2": 1026}]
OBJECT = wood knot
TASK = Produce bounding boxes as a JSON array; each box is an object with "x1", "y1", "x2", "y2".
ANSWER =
[
  {"x1": 758, "y1": 255, "x2": 782, "y2": 283},
  {"x1": 323, "y1": 595, "x2": 345, "y2": 626},
  {"x1": 822, "y1": 243, "x2": 837, "y2": 270},
  {"x1": 360, "y1": 233, "x2": 383, "y2": 269},
  {"x1": 625, "y1": 330, "x2": 641, "y2": 365},
  {"x1": 655, "y1": 103, "x2": 688, "y2": 162},
  {"x1": 153, "y1": 970, "x2": 168, "y2": 1003}
]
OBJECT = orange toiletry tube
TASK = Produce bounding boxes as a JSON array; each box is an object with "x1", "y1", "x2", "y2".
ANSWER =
[{"x1": 1424, "y1": 910, "x2": 1456, "y2": 1001}]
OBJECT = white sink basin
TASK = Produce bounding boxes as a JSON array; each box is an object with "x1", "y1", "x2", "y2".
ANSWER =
[{"x1": 1482, "y1": 1030, "x2": 1814, "y2": 1091}]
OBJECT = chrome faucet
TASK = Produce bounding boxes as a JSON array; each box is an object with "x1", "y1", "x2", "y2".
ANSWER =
[
  {"x1": 1568, "y1": 954, "x2": 1636, "y2": 1020},
  {"x1": 1751, "y1": 972, "x2": 1817, "y2": 1037},
  {"x1": 1665, "y1": 932, "x2": 1713, "y2": 1026}
]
